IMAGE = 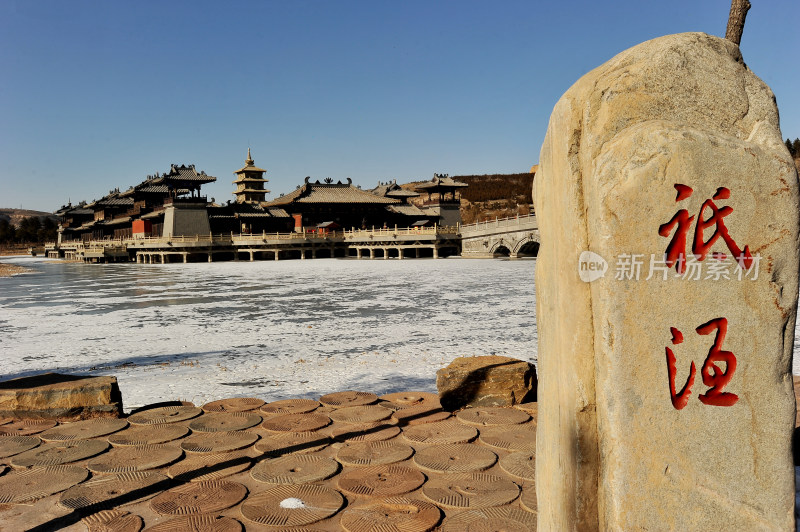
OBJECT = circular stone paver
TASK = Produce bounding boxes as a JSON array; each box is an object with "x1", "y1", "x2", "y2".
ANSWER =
[
  {"x1": 478, "y1": 424, "x2": 537, "y2": 452},
  {"x1": 150, "y1": 480, "x2": 248, "y2": 515},
  {"x1": 331, "y1": 423, "x2": 401, "y2": 443},
  {"x1": 59, "y1": 471, "x2": 169, "y2": 510},
  {"x1": 340, "y1": 498, "x2": 440, "y2": 532},
  {"x1": 11, "y1": 439, "x2": 109, "y2": 467},
  {"x1": 128, "y1": 406, "x2": 202, "y2": 425},
  {"x1": 240, "y1": 484, "x2": 344, "y2": 527},
  {"x1": 181, "y1": 431, "x2": 258, "y2": 454},
  {"x1": 0, "y1": 419, "x2": 57, "y2": 436},
  {"x1": 379, "y1": 391, "x2": 440, "y2": 408},
  {"x1": 143, "y1": 514, "x2": 243, "y2": 532},
  {"x1": 255, "y1": 432, "x2": 330, "y2": 457},
  {"x1": 521, "y1": 485, "x2": 537, "y2": 513},
  {"x1": 82, "y1": 510, "x2": 143, "y2": 532},
  {"x1": 328, "y1": 405, "x2": 392, "y2": 424},
  {"x1": 261, "y1": 413, "x2": 331, "y2": 433},
  {"x1": 422, "y1": 473, "x2": 520, "y2": 509},
  {"x1": 189, "y1": 412, "x2": 262, "y2": 432},
  {"x1": 392, "y1": 405, "x2": 450, "y2": 426},
  {"x1": 203, "y1": 397, "x2": 265, "y2": 413},
  {"x1": 167, "y1": 450, "x2": 252, "y2": 482},
  {"x1": 336, "y1": 440, "x2": 414, "y2": 467},
  {"x1": 499, "y1": 451, "x2": 536, "y2": 481},
  {"x1": 261, "y1": 399, "x2": 320, "y2": 416},
  {"x1": 0, "y1": 465, "x2": 88, "y2": 504},
  {"x1": 455, "y1": 407, "x2": 530, "y2": 427},
  {"x1": 107, "y1": 424, "x2": 189, "y2": 446},
  {"x1": 251, "y1": 454, "x2": 339, "y2": 484},
  {"x1": 87, "y1": 444, "x2": 183, "y2": 473},
  {"x1": 319, "y1": 391, "x2": 377, "y2": 408},
  {"x1": 402, "y1": 420, "x2": 478, "y2": 444},
  {"x1": 413, "y1": 444, "x2": 497, "y2": 473},
  {"x1": 39, "y1": 418, "x2": 128, "y2": 441},
  {"x1": 337, "y1": 466, "x2": 426, "y2": 497},
  {"x1": 0, "y1": 435, "x2": 40, "y2": 458},
  {"x1": 515, "y1": 402, "x2": 538, "y2": 416},
  {"x1": 439, "y1": 507, "x2": 537, "y2": 532}
]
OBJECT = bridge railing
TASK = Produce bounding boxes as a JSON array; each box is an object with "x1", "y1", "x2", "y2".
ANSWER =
[
  {"x1": 343, "y1": 225, "x2": 459, "y2": 239},
  {"x1": 460, "y1": 214, "x2": 537, "y2": 233},
  {"x1": 44, "y1": 226, "x2": 461, "y2": 253}
]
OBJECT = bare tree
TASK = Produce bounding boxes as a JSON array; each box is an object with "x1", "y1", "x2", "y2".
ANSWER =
[{"x1": 725, "y1": 0, "x2": 751, "y2": 46}]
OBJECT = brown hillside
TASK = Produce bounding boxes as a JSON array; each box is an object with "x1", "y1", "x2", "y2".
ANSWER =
[
  {"x1": 0, "y1": 208, "x2": 58, "y2": 227},
  {"x1": 400, "y1": 172, "x2": 536, "y2": 224}
]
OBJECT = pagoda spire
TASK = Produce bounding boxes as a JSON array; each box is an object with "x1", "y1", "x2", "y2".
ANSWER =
[{"x1": 246, "y1": 148, "x2": 254, "y2": 166}]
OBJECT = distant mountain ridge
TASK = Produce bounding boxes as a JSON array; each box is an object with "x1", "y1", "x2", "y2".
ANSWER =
[{"x1": 0, "y1": 208, "x2": 59, "y2": 228}]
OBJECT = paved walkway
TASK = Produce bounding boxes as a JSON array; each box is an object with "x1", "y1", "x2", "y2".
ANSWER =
[{"x1": 0, "y1": 391, "x2": 538, "y2": 531}]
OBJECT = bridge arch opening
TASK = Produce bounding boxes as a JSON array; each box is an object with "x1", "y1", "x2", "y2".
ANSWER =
[
  {"x1": 493, "y1": 245, "x2": 511, "y2": 258},
  {"x1": 516, "y1": 241, "x2": 540, "y2": 258}
]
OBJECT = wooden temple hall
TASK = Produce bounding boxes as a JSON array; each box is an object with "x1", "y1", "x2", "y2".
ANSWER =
[{"x1": 47, "y1": 151, "x2": 466, "y2": 263}]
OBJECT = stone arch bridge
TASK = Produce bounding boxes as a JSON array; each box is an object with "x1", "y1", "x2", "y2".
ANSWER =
[{"x1": 460, "y1": 214, "x2": 539, "y2": 258}]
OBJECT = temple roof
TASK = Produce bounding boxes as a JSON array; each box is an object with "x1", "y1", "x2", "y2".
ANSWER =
[
  {"x1": 232, "y1": 176, "x2": 268, "y2": 184},
  {"x1": 121, "y1": 185, "x2": 191, "y2": 196},
  {"x1": 386, "y1": 204, "x2": 427, "y2": 216},
  {"x1": 105, "y1": 216, "x2": 132, "y2": 226},
  {"x1": 234, "y1": 148, "x2": 268, "y2": 174},
  {"x1": 88, "y1": 195, "x2": 134, "y2": 208},
  {"x1": 265, "y1": 178, "x2": 400, "y2": 206},
  {"x1": 414, "y1": 173, "x2": 468, "y2": 191},
  {"x1": 371, "y1": 180, "x2": 420, "y2": 199},
  {"x1": 149, "y1": 164, "x2": 216, "y2": 185},
  {"x1": 234, "y1": 188, "x2": 270, "y2": 194}
]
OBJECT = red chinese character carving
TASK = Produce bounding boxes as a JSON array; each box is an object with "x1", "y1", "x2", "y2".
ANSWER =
[
  {"x1": 665, "y1": 326, "x2": 695, "y2": 410},
  {"x1": 696, "y1": 317, "x2": 738, "y2": 406},
  {"x1": 659, "y1": 184, "x2": 753, "y2": 272},
  {"x1": 665, "y1": 318, "x2": 738, "y2": 409}
]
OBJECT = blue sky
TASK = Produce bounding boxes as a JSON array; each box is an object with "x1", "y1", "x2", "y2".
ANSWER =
[{"x1": 1, "y1": 0, "x2": 798, "y2": 212}]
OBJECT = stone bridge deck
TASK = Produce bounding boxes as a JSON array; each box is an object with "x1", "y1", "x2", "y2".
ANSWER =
[{"x1": 460, "y1": 214, "x2": 539, "y2": 258}]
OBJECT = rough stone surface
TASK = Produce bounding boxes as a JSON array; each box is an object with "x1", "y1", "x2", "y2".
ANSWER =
[
  {"x1": 535, "y1": 32, "x2": 798, "y2": 531},
  {"x1": 436, "y1": 355, "x2": 537, "y2": 411},
  {"x1": 0, "y1": 373, "x2": 123, "y2": 420}
]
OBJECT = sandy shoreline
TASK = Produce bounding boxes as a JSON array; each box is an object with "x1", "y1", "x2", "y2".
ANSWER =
[{"x1": 0, "y1": 262, "x2": 34, "y2": 277}]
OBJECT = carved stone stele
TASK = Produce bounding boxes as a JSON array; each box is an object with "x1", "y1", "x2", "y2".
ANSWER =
[{"x1": 535, "y1": 33, "x2": 799, "y2": 531}]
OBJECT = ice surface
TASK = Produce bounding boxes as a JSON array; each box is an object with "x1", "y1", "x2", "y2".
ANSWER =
[{"x1": 0, "y1": 256, "x2": 537, "y2": 411}]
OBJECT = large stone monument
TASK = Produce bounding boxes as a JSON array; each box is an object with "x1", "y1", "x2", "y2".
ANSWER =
[{"x1": 535, "y1": 33, "x2": 799, "y2": 530}]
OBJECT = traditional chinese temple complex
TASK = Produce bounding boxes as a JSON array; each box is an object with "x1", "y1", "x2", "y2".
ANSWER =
[{"x1": 48, "y1": 151, "x2": 473, "y2": 262}]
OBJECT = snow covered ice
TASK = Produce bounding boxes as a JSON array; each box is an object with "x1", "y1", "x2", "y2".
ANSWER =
[{"x1": 0, "y1": 256, "x2": 537, "y2": 411}]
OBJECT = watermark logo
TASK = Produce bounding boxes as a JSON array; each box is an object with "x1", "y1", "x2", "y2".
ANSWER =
[
  {"x1": 578, "y1": 251, "x2": 761, "y2": 283},
  {"x1": 578, "y1": 251, "x2": 608, "y2": 283}
]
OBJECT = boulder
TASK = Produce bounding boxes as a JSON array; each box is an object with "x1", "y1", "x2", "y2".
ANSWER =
[
  {"x1": 535, "y1": 33, "x2": 798, "y2": 531},
  {"x1": 0, "y1": 373, "x2": 123, "y2": 420},
  {"x1": 436, "y1": 355, "x2": 537, "y2": 411}
]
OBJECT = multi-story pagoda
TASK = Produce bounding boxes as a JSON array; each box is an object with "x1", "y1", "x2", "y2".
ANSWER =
[{"x1": 232, "y1": 149, "x2": 269, "y2": 204}]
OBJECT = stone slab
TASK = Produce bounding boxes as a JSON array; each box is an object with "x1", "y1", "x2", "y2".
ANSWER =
[{"x1": 0, "y1": 373, "x2": 123, "y2": 420}]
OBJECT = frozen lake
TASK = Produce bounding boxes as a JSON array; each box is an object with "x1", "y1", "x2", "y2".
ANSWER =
[{"x1": 0, "y1": 256, "x2": 536, "y2": 411}]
